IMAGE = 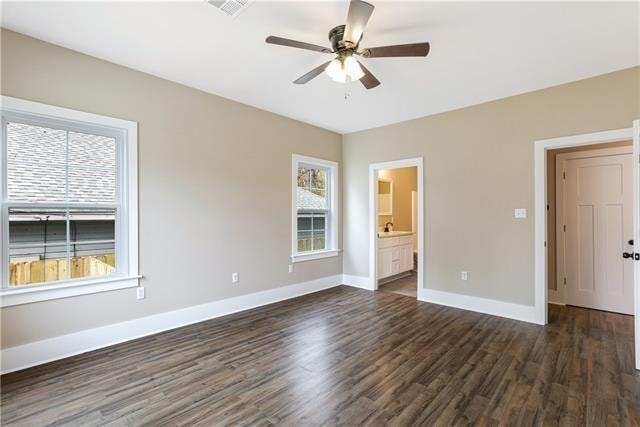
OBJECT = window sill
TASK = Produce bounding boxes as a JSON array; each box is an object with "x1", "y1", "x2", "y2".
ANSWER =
[
  {"x1": 0, "y1": 275, "x2": 141, "y2": 307},
  {"x1": 291, "y1": 249, "x2": 341, "y2": 263}
]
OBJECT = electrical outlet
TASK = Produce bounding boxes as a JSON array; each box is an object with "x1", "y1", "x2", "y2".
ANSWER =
[
  {"x1": 461, "y1": 271, "x2": 468, "y2": 281},
  {"x1": 136, "y1": 287, "x2": 145, "y2": 299},
  {"x1": 232, "y1": 272, "x2": 239, "y2": 283},
  {"x1": 288, "y1": 264, "x2": 294, "y2": 273},
  {"x1": 514, "y1": 208, "x2": 527, "y2": 219}
]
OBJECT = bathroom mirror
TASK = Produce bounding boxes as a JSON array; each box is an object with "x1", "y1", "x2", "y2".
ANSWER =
[{"x1": 378, "y1": 178, "x2": 393, "y2": 215}]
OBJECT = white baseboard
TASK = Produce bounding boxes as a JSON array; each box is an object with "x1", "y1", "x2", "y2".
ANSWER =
[
  {"x1": 1, "y1": 274, "x2": 342, "y2": 374},
  {"x1": 342, "y1": 274, "x2": 374, "y2": 290},
  {"x1": 419, "y1": 288, "x2": 543, "y2": 325}
]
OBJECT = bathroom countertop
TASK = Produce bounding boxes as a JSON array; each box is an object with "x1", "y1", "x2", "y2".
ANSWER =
[{"x1": 377, "y1": 231, "x2": 415, "y2": 238}]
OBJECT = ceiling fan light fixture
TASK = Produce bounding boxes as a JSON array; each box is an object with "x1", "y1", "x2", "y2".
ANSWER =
[
  {"x1": 343, "y1": 55, "x2": 364, "y2": 81},
  {"x1": 325, "y1": 55, "x2": 364, "y2": 83},
  {"x1": 325, "y1": 58, "x2": 346, "y2": 82}
]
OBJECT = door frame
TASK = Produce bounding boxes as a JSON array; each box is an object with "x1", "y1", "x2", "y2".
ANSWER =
[
  {"x1": 534, "y1": 125, "x2": 639, "y2": 370},
  {"x1": 553, "y1": 146, "x2": 633, "y2": 305},
  {"x1": 369, "y1": 157, "x2": 424, "y2": 295}
]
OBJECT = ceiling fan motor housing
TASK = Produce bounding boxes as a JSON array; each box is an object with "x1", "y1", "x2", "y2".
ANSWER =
[{"x1": 329, "y1": 25, "x2": 352, "y2": 53}]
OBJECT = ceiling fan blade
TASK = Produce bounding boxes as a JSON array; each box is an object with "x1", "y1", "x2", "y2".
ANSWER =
[
  {"x1": 266, "y1": 36, "x2": 332, "y2": 53},
  {"x1": 343, "y1": 0, "x2": 374, "y2": 47},
  {"x1": 294, "y1": 61, "x2": 332, "y2": 84},
  {"x1": 362, "y1": 42, "x2": 430, "y2": 58},
  {"x1": 356, "y1": 61, "x2": 380, "y2": 89}
]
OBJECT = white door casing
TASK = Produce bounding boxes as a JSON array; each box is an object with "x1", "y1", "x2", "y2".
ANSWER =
[
  {"x1": 369, "y1": 158, "x2": 424, "y2": 293},
  {"x1": 411, "y1": 191, "x2": 418, "y2": 251},
  {"x1": 561, "y1": 148, "x2": 634, "y2": 314},
  {"x1": 535, "y1": 125, "x2": 638, "y2": 368},
  {"x1": 633, "y1": 120, "x2": 640, "y2": 370}
]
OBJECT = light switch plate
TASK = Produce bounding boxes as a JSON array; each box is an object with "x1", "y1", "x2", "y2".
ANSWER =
[
  {"x1": 288, "y1": 264, "x2": 294, "y2": 273},
  {"x1": 461, "y1": 271, "x2": 468, "y2": 281},
  {"x1": 136, "y1": 287, "x2": 145, "y2": 299},
  {"x1": 232, "y1": 272, "x2": 239, "y2": 283},
  {"x1": 514, "y1": 208, "x2": 527, "y2": 219}
]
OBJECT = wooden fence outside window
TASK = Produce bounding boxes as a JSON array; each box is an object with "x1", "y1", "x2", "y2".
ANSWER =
[{"x1": 9, "y1": 254, "x2": 115, "y2": 286}]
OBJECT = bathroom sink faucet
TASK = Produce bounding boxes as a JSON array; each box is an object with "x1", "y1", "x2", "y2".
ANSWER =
[{"x1": 384, "y1": 222, "x2": 393, "y2": 232}]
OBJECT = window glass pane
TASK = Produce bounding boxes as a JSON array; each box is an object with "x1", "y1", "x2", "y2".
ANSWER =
[
  {"x1": 297, "y1": 166, "x2": 328, "y2": 211},
  {"x1": 68, "y1": 131, "x2": 116, "y2": 203},
  {"x1": 312, "y1": 235, "x2": 326, "y2": 251},
  {"x1": 297, "y1": 214, "x2": 312, "y2": 252},
  {"x1": 297, "y1": 237, "x2": 312, "y2": 253},
  {"x1": 311, "y1": 169, "x2": 326, "y2": 192},
  {"x1": 297, "y1": 168, "x2": 311, "y2": 188},
  {"x1": 8, "y1": 208, "x2": 68, "y2": 287},
  {"x1": 312, "y1": 214, "x2": 326, "y2": 250},
  {"x1": 7, "y1": 208, "x2": 117, "y2": 286},
  {"x1": 313, "y1": 215, "x2": 325, "y2": 231},
  {"x1": 68, "y1": 208, "x2": 115, "y2": 246},
  {"x1": 297, "y1": 212, "x2": 327, "y2": 253},
  {"x1": 297, "y1": 215, "x2": 311, "y2": 231},
  {"x1": 69, "y1": 208, "x2": 116, "y2": 280},
  {"x1": 6, "y1": 122, "x2": 67, "y2": 202}
]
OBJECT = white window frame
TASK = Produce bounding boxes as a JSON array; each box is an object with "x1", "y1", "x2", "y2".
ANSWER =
[
  {"x1": 291, "y1": 154, "x2": 339, "y2": 263},
  {"x1": 0, "y1": 96, "x2": 139, "y2": 307}
]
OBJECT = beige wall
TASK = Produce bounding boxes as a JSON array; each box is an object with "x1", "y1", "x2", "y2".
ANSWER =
[
  {"x1": 1, "y1": 28, "x2": 639, "y2": 350},
  {"x1": 0, "y1": 29, "x2": 342, "y2": 349},
  {"x1": 343, "y1": 66, "x2": 639, "y2": 306},
  {"x1": 546, "y1": 140, "x2": 632, "y2": 292},
  {"x1": 378, "y1": 167, "x2": 417, "y2": 232}
]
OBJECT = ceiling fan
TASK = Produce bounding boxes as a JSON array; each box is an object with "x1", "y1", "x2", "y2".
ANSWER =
[{"x1": 265, "y1": 0, "x2": 430, "y2": 90}]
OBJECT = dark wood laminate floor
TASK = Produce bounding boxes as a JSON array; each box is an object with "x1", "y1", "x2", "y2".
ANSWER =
[{"x1": 1, "y1": 286, "x2": 638, "y2": 426}]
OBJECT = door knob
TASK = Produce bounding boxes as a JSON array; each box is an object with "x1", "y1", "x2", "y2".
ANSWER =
[
  {"x1": 623, "y1": 252, "x2": 640, "y2": 260},
  {"x1": 629, "y1": 239, "x2": 634, "y2": 245}
]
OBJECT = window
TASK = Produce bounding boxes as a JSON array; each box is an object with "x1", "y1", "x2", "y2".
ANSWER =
[
  {"x1": 292, "y1": 154, "x2": 338, "y2": 263},
  {"x1": 1, "y1": 96, "x2": 138, "y2": 306}
]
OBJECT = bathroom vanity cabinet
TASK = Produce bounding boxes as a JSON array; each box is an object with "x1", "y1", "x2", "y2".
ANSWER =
[{"x1": 377, "y1": 232, "x2": 414, "y2": 280}]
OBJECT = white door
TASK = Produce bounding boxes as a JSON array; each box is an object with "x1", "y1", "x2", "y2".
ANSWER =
[{"x1": 564, "y1": 151, "x2": 634, "y2": 314}]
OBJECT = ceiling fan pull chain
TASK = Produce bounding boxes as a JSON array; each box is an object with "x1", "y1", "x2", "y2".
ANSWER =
[{"x1": 344, "y1": 76, "x2": 351, "y2": 100}]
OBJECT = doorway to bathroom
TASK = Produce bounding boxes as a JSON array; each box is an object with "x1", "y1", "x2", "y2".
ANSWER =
[{"x1": 369, "y1": 158, "x2": 424, "y2": 298}]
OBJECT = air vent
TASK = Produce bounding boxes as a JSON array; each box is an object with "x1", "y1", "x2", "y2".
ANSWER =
[{"x1": 207, "y1": 0, "x2": 253, "y2": 18}]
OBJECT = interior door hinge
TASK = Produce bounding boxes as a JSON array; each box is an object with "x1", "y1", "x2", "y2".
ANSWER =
[
  {"x1": 563, "y1": 171, "x2": 566, "y2": 179},
  {"x1": 563, "y1": 224, "x2": 566, "y2": 232},
  {"x1": 564, "y1": 277, "x2": 567, "y2": 285}
]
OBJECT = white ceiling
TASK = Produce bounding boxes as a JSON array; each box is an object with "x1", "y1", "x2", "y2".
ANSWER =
[{"x1": 1, "y1": 1, "x2": 638, "y2": 134}]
